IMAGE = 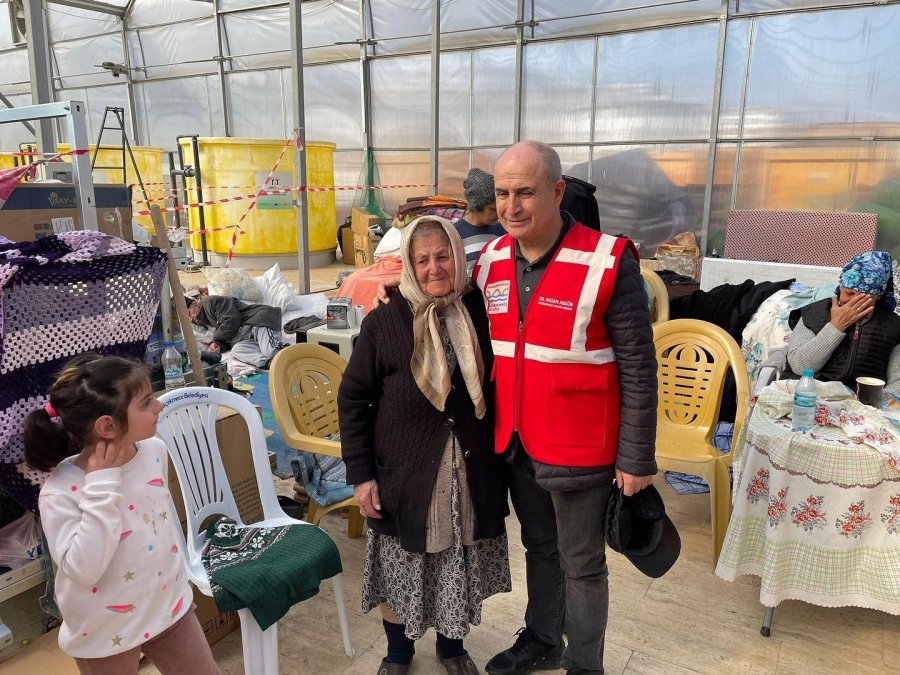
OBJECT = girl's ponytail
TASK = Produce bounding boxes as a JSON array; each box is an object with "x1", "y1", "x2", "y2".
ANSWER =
[{"x1": 23, "y1": 407, "x2": 75, "y2": 472}]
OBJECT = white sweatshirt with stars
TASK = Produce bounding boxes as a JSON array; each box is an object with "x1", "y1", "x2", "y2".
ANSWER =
[{"x1": 39, "y1": 437, "x2": 192, "y2": 658}]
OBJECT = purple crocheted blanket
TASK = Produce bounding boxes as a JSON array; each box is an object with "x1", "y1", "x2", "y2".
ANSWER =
[{"x1": 0, "y1": 231, "x2": 167, "y2": 510}]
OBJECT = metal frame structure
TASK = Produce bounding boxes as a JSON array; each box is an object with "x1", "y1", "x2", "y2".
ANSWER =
[
  {"x1": 0, "y1": 100, "x2": 98, "y2": 231},
  {"x1": 5, "y1": 0, "x2": 900, "y2": 258}
]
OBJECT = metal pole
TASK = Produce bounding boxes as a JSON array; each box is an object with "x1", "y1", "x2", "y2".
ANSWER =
[
  {"x1": 190, "y1": 136, "x2": 209, "y2": 265},
  {"x1": 359, "y1": 0, "x2": 374, "y2": 212},
  {"x1": 290, "y1": 0, "x2": 310, "y2": 293},
  {"x1": 213, "y1": 0, "x2": 231, "y2": 136},
  {"x1": 64, "y1": 101, "x2": 98, "y2": 230},
  {"x1": 699, "y1": 0, "x2": 730, "y2": 254},
  {"x1": 23, "y1": 0, "x2": 56, "y2": 154},
  {"x1": 429, "y1": 0, "x2": 440, "y2": 194},
  {"x1": 730, "y1": 17, "x2": 755, "y2": 211},
  {"x1": 513, "y1": 0, "x2": 525, "y2": 143},
  {"x1": 120, "y1": 18, "x2": 140, "y2": 144}
]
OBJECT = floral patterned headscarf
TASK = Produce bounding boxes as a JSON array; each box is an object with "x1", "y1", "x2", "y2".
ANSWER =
[{"x1": 837, "y1": 250, "x2": 896, "y2": 310}]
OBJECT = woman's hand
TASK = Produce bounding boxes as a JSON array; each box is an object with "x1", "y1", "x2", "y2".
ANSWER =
[
  {"x1": 208, "y1": 341, "x2": 221, "y2": 353},
  {"x1": 830, "y1": 294, "x2": 874, "y2": 332},
  {"x1": 84, "y1": 440, "x2": 133, "y2": 474},
  {"x1": 354, "y1": 480, "x2": 382, "y2": 519}
]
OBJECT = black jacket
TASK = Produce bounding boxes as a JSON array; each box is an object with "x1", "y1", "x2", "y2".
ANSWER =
[
  {"x1": 787, "y1": 298, "x2": 900, "y2": 387},
  {"x1": 194, "y1": 296, "x2": 281, "y2": 349},
  {"x1": 338, "y1": 289, "x2": 508, "y2": 553}
]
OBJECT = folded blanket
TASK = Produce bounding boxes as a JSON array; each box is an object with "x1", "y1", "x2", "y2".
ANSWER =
[{"x1": 202, "y1": 516, "x2": 342, "y2": 630}]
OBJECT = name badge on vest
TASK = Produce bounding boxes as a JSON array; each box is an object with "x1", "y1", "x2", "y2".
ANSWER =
[{"x1": 485, "y1": 281, "x2": 511, "y2": 314}]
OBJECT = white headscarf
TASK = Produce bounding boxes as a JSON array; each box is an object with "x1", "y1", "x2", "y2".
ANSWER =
[{"x1": 397, "y1": 216, "x2": 485, "y2": 419}]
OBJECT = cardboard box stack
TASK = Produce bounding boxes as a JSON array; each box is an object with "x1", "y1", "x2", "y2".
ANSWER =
[
  {"x1": 351, "y1": 207, "x2": 382, "y2": 268},
  {"x1": 0, "y1": 183, "x2": 132, "y2": 242}
]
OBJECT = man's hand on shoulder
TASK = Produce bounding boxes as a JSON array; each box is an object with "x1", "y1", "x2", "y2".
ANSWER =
[{"x1": 373, "y1": 276, "x2": 402, "y2": 309}]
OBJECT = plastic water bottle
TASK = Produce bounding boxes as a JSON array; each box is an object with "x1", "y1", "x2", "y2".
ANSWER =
[
  {"x1": 792, "y1": 369, "x2": 817, "y2": 432},
  {"x1": 162, "y1": 341, "x2": 186, "y2": 391}
]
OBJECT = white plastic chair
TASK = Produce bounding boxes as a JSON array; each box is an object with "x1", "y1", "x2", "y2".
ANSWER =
[{"x1": 157, "y1": 387, "x2": 354, "y2": 675}]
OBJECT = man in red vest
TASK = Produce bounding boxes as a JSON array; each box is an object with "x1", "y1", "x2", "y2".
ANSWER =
[{"x1": 477, "y1": 141, "x2": 657, "y2": 675}]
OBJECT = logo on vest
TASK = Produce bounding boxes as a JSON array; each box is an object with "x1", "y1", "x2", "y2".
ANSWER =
[
  {"x1": 537, "y1": 295, "x2": 574, "y2": 311},
  {"x1": 485, "y1": 281, "x2": 510, "y2": 314}
]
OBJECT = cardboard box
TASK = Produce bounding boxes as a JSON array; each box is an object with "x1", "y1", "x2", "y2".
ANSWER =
[
  {"x1": 340, "y1": 226, "x2": 355, "y2": 265},
  {"x1": 167, "y1": 405, "x2": 265, "y2": 646},
  {"x1": 351, "y1": 207, "x2": 382, "y2": 268},
  {"x1": 0, "y1": 183, "x2": 132, "y2": 243}
]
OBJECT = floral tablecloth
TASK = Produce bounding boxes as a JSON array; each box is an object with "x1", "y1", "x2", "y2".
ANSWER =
[{"x1": 716, "y1": 381, "x2": 900, "y2": 614}]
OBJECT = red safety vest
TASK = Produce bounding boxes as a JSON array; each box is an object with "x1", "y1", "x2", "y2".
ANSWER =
[{"x1": 472, "y1": 223, "x2": 634, "y2": 467}]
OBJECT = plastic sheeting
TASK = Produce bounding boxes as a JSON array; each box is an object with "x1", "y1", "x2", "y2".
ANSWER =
[
  {"x1": 521, "y1": 40, "x2": 594, "y2": 144},
  {"x1": 531, "y1": 0, "x2": 720, "y2": 39},
  {"x1": 128, "y1": 19, "x2": 219, "y2": 79},
  {"x1": 47, "y1": 4, "x2": 119, "y2": 42},
  {"x1": 302, "y1": 62, "x2": 364, "y2": 147},
  {"x1": 55, "y1": 83, "x2": 131, "y2": 145},
  {"x1": 0, "y1": 48, "x2": 29, "y2": 92},
  {"x1": 53, "y1": 32, "x2": 126, "y2": 88},
  {"x1": 473, "y1": 47, "x2": 515, "y2": 147},
  {"x1": 223, "y1": 4, "x2": 358, "y2": 68},
  {"x1": 134, "y1": 76, "x2": 224, "y2": 147},
  {"x1": 595, "y1": 24, "x2": 719, "y2": 143},
  {"x1": 739, "y1": 8, "x2": 900, "y2": 139}
]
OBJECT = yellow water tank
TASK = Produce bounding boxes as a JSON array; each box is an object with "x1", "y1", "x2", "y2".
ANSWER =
[
  {"x1": 177, "y1": 137, "x2": 336, "y2": 268},
  {"x1": 57, "y1": 143, "x2": 165, "y2": 232}
]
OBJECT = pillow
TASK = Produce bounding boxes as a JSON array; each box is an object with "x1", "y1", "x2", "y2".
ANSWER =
[
  {"x1": 202, "y1": 267, "x2": 263, "y2": 302},
  {"x1": 252, "y1": 263, "x2": 300, "y2": 313}
]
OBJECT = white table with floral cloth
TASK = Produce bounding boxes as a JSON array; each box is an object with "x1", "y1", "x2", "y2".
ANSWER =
[{"x1": 716, "y1": 380, "x2": 900, "y2": 615}]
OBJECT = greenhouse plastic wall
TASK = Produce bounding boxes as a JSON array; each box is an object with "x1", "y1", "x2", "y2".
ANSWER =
[{"x1": 1, "y1": 0, "x2": 900, "y2": 256}]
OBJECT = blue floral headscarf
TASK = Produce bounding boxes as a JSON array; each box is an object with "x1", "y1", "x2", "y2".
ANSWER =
[{"x1": 837, "y1": 250, "x2": 896, "y2": 310}]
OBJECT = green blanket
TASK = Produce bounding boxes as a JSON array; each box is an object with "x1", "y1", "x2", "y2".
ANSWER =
[{"x1": 202, "y1": 517, "x2": 342, "y2": 630}]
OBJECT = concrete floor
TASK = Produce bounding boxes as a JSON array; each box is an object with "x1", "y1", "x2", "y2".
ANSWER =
[{"x1": 4, "y1": 473, "x2": 896, "y2": 674}]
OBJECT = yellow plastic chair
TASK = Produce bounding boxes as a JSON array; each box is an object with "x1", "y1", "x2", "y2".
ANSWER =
[
  {"x1": 269, "y1": 343, "x2": 364, "y2": 538},
  {"x1": 653, "y1": 319, "x2": 750, "y2": 564},
  {"x1": 640, "y1": 266, "x2": 670, "y2": 324}
]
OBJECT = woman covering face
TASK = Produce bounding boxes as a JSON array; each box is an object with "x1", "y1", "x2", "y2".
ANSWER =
[
  {"x1": 338, "y1": 216, "x2": 510, "y2": 675},
  {"x1": 786, "y1": 250, "x2": 900, "y2": 390}
]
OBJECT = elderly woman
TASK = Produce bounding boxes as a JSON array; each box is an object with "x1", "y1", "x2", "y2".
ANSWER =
[
  {"x1": 786, "y1": 250, "x2": 900, "y2": 390},
  {"x1": 338, "y1": 216, "x2": 510, "y2": 675}
]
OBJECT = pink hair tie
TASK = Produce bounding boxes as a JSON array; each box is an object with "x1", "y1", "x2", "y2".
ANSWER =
[{"x1": 44, "y1": 402, "x2": 59, "y2": 419}]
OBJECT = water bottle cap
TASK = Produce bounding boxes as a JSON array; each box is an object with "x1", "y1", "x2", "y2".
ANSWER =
[{"x1": 802, "y1": 369, "x2": 814, "y2": 377}]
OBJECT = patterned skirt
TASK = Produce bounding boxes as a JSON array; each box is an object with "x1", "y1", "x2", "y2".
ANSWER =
[{"x1": 361, "y1": 467, "x2": 511, "y2": 640}]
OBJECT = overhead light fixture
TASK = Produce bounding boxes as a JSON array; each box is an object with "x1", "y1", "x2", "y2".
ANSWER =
[{"x1": 96, "y1": 62, "x2": 130, "y2": 77}]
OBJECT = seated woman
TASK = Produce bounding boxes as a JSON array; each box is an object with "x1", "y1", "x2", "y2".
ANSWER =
[
  {"x1": 785, "y1": 250, "x2": 900, "y2": 391},
  {"x1": 338, "y1": 216, "x2": 510, "y2": 675}
]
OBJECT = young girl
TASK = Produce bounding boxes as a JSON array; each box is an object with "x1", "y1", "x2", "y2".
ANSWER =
[{"x1": 23, "y1": 354, "x2": 220, "y2": 675}]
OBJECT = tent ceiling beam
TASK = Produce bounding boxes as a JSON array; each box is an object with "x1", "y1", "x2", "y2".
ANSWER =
[{"x1": 48, "y1": 0, "x2": 127, "y2": 18}]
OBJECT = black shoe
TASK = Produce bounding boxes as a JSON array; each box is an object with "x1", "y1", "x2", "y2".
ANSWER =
[
  {"x1": 376, "y1": 658, "x2": 410, "y2": 675},
  {"x1": 485, "y1": 627, "x2": 564, "y2": 674},
  {"x1": 438, "y1": 651, "x2": 480, "y2": 675}
]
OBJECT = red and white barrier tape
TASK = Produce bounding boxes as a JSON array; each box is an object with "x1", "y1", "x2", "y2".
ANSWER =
[
  {"x1": 133, "y1": 182, "x2": 437, "y2": 208},
  {"x1": 225, "y1": 130, "x2": 298, "y2": 266}
]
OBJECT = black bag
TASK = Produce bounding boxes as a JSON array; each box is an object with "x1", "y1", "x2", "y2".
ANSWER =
[{"x1": 561, "y1": 175, "x2": 601, "y2": 232}]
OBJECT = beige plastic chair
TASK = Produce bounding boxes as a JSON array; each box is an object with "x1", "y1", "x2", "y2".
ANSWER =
[
  {"x1": 640, "y1": 266, "x2": 670, "y2": 324},
  {"x1": 269, "y1": 343, "x2": 364, "y2": 538},
  {"x1": 653, "y1": 319, "x2": 750, "y2": 564}
]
